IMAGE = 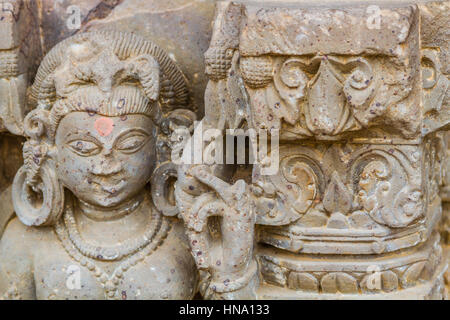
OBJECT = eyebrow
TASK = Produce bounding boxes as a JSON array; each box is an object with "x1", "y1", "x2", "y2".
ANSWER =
[
  {"x1": 113, "y1": 128, "x2": 151, "y2": 142},
  {"x1": 63, "y1": 131, "x2": 101, "y2": 144},
  {"x1": 62, "y1": 126, "x2": 152, "y2": 144}
]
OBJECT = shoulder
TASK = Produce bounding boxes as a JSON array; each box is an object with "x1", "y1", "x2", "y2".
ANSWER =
[
  {"x1": 1, "y1": 217, "x2": 31, "y2": 244},
  {"x1": 0, "y1": 185, "x2": 15, "y2": 238},
  {"x1": 158, "y1": 217, "x2": 195, "y2": 261},
  {"x1": 0, "y1": 217, "x2": 53, "y2": 252},
  {"x1": 0, "y1": 218, "x2": 37, "y2": 280}
]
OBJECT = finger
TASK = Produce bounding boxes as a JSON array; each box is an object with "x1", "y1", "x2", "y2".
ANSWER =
[
  {"x1": 176, "y1": 164, "x2": 208, "y2": 196},
  {"x1": 178, "y1": 193, "x2": 215, "y2": 222},
  {"x1": 186, "y1": 229, "x2": 211, "y2": 270},
  {"x1": 221, "y1": 208, "x2": 256, "y2": 272},
  {"x1": 189, "y1": 201, "x2": 226, "y2": 232},
  {"x1": 191, "y1": 166, "x2": 233, "y2": 202}
]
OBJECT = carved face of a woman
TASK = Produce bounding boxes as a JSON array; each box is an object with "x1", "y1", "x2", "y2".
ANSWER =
[
  {"x1": 55, "y1": 111, "x2": 157, "y2": 208},
  {"x1": 12, "y1": 32, "x2": 191, "y2": 227}
]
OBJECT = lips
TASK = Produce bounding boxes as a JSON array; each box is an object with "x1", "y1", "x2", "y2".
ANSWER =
[
  {"x1": 101, "y1": 180, "x2": 127, "y2": 195},
  {"x1": 90, "y1": 178, "x2": 127, "y2": 196}
]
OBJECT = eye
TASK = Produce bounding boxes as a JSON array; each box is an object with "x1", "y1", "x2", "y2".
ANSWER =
[
  {"x1": 115, "y1": 133, "x2": 149, "y2": 154},
  {"x1": 67, "y1": 140, "x2": 101, "y2": 156}
]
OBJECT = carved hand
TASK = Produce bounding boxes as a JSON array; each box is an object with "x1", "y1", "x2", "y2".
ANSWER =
[{"x1": 176, "y1": 165, "x2": 257, "y2": 297}]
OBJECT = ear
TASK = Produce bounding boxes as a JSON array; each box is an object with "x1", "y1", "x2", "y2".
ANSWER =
[
  {"x1": 151, "y1": 162, "x2": 179, "y2": 217},
  {"x1": 129, "y1": 54, "x2": 160, "y2": 102},
  {"x1": 13, "y1": 160, "x2": 64, "y2": 227},
  {"x1": 15, "y1": 108, "x2": 64, "y2": 227},
  {"x1": 23, "y1": 108, "x2": 51, "y2": 141}
]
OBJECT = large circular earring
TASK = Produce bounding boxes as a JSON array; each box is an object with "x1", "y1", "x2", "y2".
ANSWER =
[
  {"x1": 151, "y1": 161, "x2": 179, "y2": 217},
  {"x1": 12, "y1": 160, "x2": 64, "y2": 226}
]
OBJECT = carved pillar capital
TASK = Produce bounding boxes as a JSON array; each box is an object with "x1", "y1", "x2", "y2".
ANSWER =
[{"x1": 197, "y1": 0, "x2": 450, "y2": 299}]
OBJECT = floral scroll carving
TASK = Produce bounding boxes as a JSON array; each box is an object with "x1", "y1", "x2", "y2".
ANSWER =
[{"x1": 353, "y1": 150, "x2": 423, "y2": 228}]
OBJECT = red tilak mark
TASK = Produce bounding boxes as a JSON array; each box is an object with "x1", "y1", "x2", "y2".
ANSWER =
[{"x1": 94, "y1": 117, "x2": 114, "y2": 137}]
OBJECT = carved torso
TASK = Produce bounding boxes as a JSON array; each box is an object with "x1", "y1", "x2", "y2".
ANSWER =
[{"x1": 1, "y1": 209, "x2": 197, "y2": 300}]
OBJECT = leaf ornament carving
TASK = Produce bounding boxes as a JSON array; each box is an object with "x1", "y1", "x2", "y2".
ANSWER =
[
  {"x1": 272, "y1": 58, "x2": 309, "y2": 126},
  {"x1": 278, "y1": 155, "x2": 323, "y2": 215},
  {"x1": 305, "y1": 57, "x2": 348, "y2": 135},
  {"x1": 270, "y1": 55, "x2": 377, "y2": 136},
  {"x1": 358, "y1": 159, "x2": 391, "y2": 218},
  {"x1": 341, "y1": 58, "x2": 378, "y2": 126},
  {"x1": 323, "y1": 171, "x2": 352, "y2": 215},
  {"x1": 392, "y1": 186, "x2": 423, "y2": 228}
]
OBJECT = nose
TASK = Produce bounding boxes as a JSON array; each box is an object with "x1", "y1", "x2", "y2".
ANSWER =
[
  {"x1": 90, "y1": 148, "x2": 123, "y2": 176},
  {"x1": 91, "y1": 162, "x2": 122, "y2": 176}
]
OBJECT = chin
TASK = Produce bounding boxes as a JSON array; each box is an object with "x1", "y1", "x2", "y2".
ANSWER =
[
  {"x1": 92, "y1": 195, "x2": 127, "y2": 208},
  {"x1": 74, "y1": 190, "x2": 128, "y2": 208}
]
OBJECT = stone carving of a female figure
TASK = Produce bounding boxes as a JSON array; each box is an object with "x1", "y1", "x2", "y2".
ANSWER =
[{"x1": 0, "y1": 31, "x2": 258, "y2": 300}]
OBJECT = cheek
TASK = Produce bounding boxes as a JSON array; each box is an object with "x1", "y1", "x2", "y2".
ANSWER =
[
  {"x1": 120, "y1": 144, "x2": 156, "y2": 182},
  {"x1": 56, "y1": 147, "x2": 92, "y2": 187}
]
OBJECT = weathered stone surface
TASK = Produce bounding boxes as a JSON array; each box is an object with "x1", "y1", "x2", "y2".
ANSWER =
[
  {"x1": 0, "y1": 0, "x2": 448, "y2": 301},
  {"x1": 0, "y1": 0, "x2": 41, "y2": 238},
  {"x1": 0, "y1": 0, "x2": 41, "y2": 135},
  {"x1": 38, "y1": 0, "x2": 215, "y2": 117},
  {"x1": 1, "y1": 30, "x2": 201, "y2": 300},
  {"x1": 174, "y1": 0, "x2": 449, "y2": 300}
]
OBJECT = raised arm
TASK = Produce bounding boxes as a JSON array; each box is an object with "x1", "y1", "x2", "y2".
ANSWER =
[{"x1": 176, "y1": 164, "x2": 259, "y2": 299}]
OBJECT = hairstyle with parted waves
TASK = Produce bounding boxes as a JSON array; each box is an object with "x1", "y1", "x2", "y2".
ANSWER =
[{"x1": 29, "y1": 30, "x2": 190, "y2": 136}]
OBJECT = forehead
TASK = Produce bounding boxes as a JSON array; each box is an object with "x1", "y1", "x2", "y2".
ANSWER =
[{"x1": 56, "y1": 112, "x2": 154, "y2": 139}]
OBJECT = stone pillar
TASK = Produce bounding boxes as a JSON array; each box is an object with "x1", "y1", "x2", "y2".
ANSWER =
[
  {"x1": 420, "y1": 0, "x2": 450, "y2": 297},
  {"x1": 441, "y1": 132, "x2": 450, "y2": 295},
  {"x1": 203, "y1": 0, "x2": 449, "y2": 299}
]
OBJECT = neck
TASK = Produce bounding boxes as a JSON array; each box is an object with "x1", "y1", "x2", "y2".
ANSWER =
[{"x1": 77, "y1": 194, "x2": 144, "y2": 222}]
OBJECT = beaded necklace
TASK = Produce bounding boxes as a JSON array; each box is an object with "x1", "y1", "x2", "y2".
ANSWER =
[{"x1": 55, "y1": 196, "x2": 171, "y2": 299}]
